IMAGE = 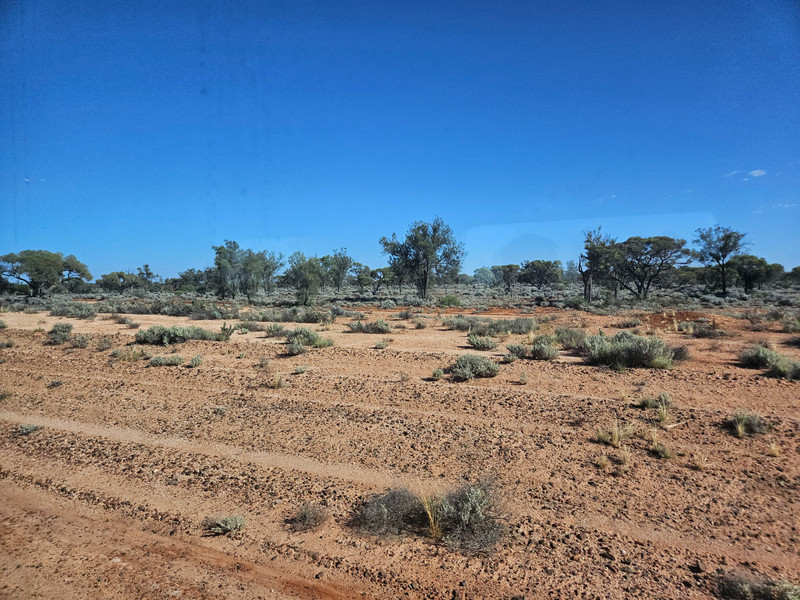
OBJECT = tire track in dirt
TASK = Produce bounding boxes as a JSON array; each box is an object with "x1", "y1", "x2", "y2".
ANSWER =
[{"x1": 0, "y1": 411, "x2": 422, "y2": 490}]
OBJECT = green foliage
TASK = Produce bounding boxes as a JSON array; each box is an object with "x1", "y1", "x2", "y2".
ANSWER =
[
  {"x1": 16, "y1": 424, "x2": 42, "y2": 436},
  {"x1": 442, "y1": 315, "x2": 537, "y2": 336},
  {"x1": 289, "y1": 504, "x2": 329, "y2": 532},
  {"x1": 438, "y1": 294, "x2": 462, "y2": 307},
  {"x1": 380, "y1": 218, "x2": 465, "y2": 299},
  {"x1": 202, "y1": 516, "x2": 246, "y2": 537},
  {"x1": 431, "y1": 368, "x2": 444, "y2": 381},
  {"x1": 694, "y1": 225, "x2": 748, "y2": 295},
  {"x1": 282, "y1": 252, "x2": 326, "y2": 305},
  {"x1": 579, "y1": 331, "x2": 673, "y2": 370},
  {"x1": 1, "y1": 250, "x2": 90, "y2": 297},
  {"x1": 189, "y1": 354, "x2": 203, "y2": 368},
  {"x1": 285, "y1": 327, "x2": 333, "y2": 350},
  {"x1": 285, "y1": 341, "x2": 307, "y2": 356},
  {"x1": 47, "y1": 323, "x2": 74, "y2": 345},
  {"x1": 135, "y1": 325, "x2": 226, "y2": 345},
  {"x1": 48, "y1": 301, "x2": 97, "y2": 320},
  {"x1": 718, "y1": 572, "x2": 800, "y2": 600},
  {"x1": 520, "y1": 260, "x2": 562, "y2": 286},
  {"x1": 0, "y1": 320, "x2": 5, "y2": 329},
  {"x1": 97, "y1": 271, "x2": 140, "y2": 293},
  {"x1": 466, "y1": 333, "x2": 497, "y2": 351},
  {"x1": 765, "y1": 358, "x2": 800, "y2": 380},
  {"x1": 148, "y1": 355, "x2": 184, "y2": 367},
  {"x1": 451, "y1": 354, "x2": 500, "y2": 381},
  {"x1": 529, "y1": 337, "x2": 559, "y2": 360},
  {"x1": 727, "y1": 409, "x2": 768, "y2": 438},
  {"x1": 739, "y1": 345, "x2": 781, "y2": 369},
  {"x1": 71, "y1": 334, "x2": 91, "y2": 348},
  {"x1": 96, "y1": 336, "x2": 114, "y2": 351}
]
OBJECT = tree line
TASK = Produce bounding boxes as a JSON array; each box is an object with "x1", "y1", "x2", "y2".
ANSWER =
[{"x1": 2, "y1": 220, "x2": 798, "y2": 302}]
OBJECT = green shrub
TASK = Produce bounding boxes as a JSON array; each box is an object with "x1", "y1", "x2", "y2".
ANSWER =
[
  {"x1": 289, "y1": 503, "x2": 329, "y2": 532},
  {"x1": 189, "y1": 354, "x2": 203, "y2": 368},
  {"x1": 438, "y1": 295, "x2": 462, "y2": 308},
  {"x1": 148, "y1": 355, "x2": 184, "y2": 367},
  {"x1": 202, "y1": 516, "x2": 245, "y2": 537},
  {"x1": 467, "y1": 333, "x2": 498, "y2": 351},
  {"x1": 765, "y1": 358, "x2": 800, "y2": 380},
  {"x1": 442, "y1": 315, "x2": 536, "y2": 336},
  {"x1": 264, "y1": 323, "x2": 287, "y2": 337},
  {"x1": 614, "y1": 318, "x2": 642, "y2": 328},
  {"x1": 135, "y1": 325, "x2": 226, "y2": 345},
  {"x1": 0, "y1": 320, "x2": 6, "y2": 329},
  {"x1": 636, "y1": 392, "x2": 672, "y2": 409},
  {"x1": 505, "y1": 344, "x2": 528, "y2": 359},
  {"x1": 727, "y1": 409, "x2": 768, "y2": 438},
  {"x1": 71, "y1": 334, "x2": 91, "y2": 349},
  {"x1": 554, "y1": 327, "x2": 587, "y2": 350},
  {"x1": 46, "y1": 323, "x2": 73, "y2": 345},
  {"x1": 348, "y1": 320, "x2": 392, "y2": 334},
  {"x1": 96, "y1": 336, "x2": 114, "y2": 351},
  {"x1": 739, "y1": 345, "x2": 782, "y2": 369},
  {"x1": 16, "y1": 424, "x2": 41, "y2": 436},
  {"x1": 47, "y1": 380, "x2": 63, "y2": 388},
  {"x1": 0, "y1": 339, "x2": 16, "y2": 348},
  {"x1": 285, "y1": 327, "x2": 333, "y2": 349},
  {"x1": 718, "y1": 571, "x2": 800, "y2": 600},
  {"x1": 285, "y1": 341, "x2": 307, "y2": 356},
  {"x1": 529, "y1": 337, "x2": 558, "y2": 361},
  {"x1": 431, "y1": 368, "x2": 444, "y2": 381},
  {"x1": 451, "y1": 354, "x2": 500, "y2": 381},
  {"x1": 579, "y1": 331, "x2": 673, "y2": 370},
  {"x1": 48, "y1": 301, "x2": 97, "y2": 320}
]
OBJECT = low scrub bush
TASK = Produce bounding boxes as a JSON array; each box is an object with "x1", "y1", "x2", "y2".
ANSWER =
[
  {"x1": 579, "y1": 331, "x2": 673, "y2": 370},
  {"x1": 264, "y1": 323, "x2": 287, "y2": 337},
  {"x1": 16, "y1": 424, "x2": 41, "y2": 436},
  {"x1": 148, "y1": 355, "x2": 184, "y2": 367},
  {"x1": 0, "y1": 339, "x2": 16, "y2": 348},
  {"x1": 431, "y1": 368, "x2": 444, "y2": 381},
  {"x1": 289, "y1": 503, "x2": 329, "y2": 532},
  {"x1": 613, "y1": 318, "x2": 641, "y2": 328},
  {"x1": 739, "y1": 344, "x2": 781, "y2": 369},
  {"x1": 202, "y1": 516, "x2": 246, "y2": 537},
  {"x1": 135, "y1": 325, "x2": 227, "y2": 345},
  {"x1": 46, "y1": 323, "x2": 73, "y2": 345},
  {"x1": 438, "y1": 295, "x2": 462, "y2": 307},
  {"x1": 718, "y1": 571, "x2": 800, "y2": 600},
  {"x1": 71, "y1": 334, "x2": 91, "y2": 349},
  {"x1": 48, "y1": 301, "x2": 97, "y2": 320},
  {"x1": 636, "y1": 392, "x2": 672, "y2": 409},
  {"x1": 529, "y1": 337, "x2": 558, "y2": 360},
  {"x1": 189, "y1": 354, "x2": 203, "y2": 367},
  {"x1": 467, "y1": 333, "x2": 498, "y2": 351},
  {"x1": 0, "y1": 320, "x2": 5, "y2": 329},
  {"x1": 451, "y1": 354, "x2": 500, "y2": 381},
  {"x1": 110, "y1": 346, "x2": 150, "y2": 362},
  {"x1": 765, "y1": 358, "x2": 800, "y2": 381},
  {"x1": 596, "y1": 420, "x2": 635, "y2": 448},
  {"x1": 351, "y1": 481, "x2": 504, "y2": 554},
  {"x1": 442, "y1": 315, "x2": 536, "y2": 336},
  {"x1": 285, "y1": 327, "x2": 334, "y2": 348},
  {"x1": 96, "y1": 336, "x2": 114, "y2": 351},
  {"x1": 554, "y1": 327, "x2": 587, "y2": 350},
  {"x1": 727, "y1": 409, "x2": 768, "y2": 438},
  {"x1": 348, "y1": 320, "x2": 392, "y2": 334}
]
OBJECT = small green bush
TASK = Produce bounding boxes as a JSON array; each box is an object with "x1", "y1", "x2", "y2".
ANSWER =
[
  {"x1": 467, "y1": 333, "x2": 498, "y2": 351},
  {"x1": 285, "y1": 327, "x2": 333, "y2": 349},
  {"x1": 554, "y1": 327, "x2": 587, "y2": 350},
  {"x1": 0, "y1": 320, "x2": 6, "y2": 329},
  {"x1": 579, "y1": 331, "x2": 673, "y2": 370},
  {"x1": 438, "y1": 295, "x2": 462, "y2": 308},
  {"x1": 202, "y1": 515, "x2": 246, "y2": 537},
  {"x1": 431, "y1": 368, "x2": 444, "y2": 381},
  {"x1": 16, "y1": 424, "x2": 41, "y2": 436},
  {"x1": 442, "y1": 315, "x2": 536, "y2": 336},
  {"x1": 46, "y1": 323, "x2": 74, "y2": 345},
  {"x1": 765, "y1": 358, "x2": 800, "y2": 381},
  {"x1": 348, "y1": 320, "x2": 392, "y2": 334},
  {"x1": 451, "y1": 354, "x2": 500, "y2": 381},
  {"x1": 289, "y1": 503, "x2": 329, "y2": 532},
  {"x1": 718, "y1": 571, "x2": 800, "y2": 600},
  {"x1": 135, "y1": 325, "x2": 226, "y2": 345},
  {"x1": 48, "y1": 301, "x2": 97, "y2": 320},
  {"x1": 727, "y1": 409, "x2": 768, "y2": 438},
  {"x1": 148, "y1": 355, "x2": 184, "y2": 367},
  {"x1": 96, "y1": 336, "x2": 114, "y2": 351},
  {"x1": 739, "y1": 345, "x2": 781, "y2": 369},
  {"x1": 189, "y1": 354, "x2": 203, "y2": 368},
  {"x1": 529, "y1": 337, "x2": 558, "y2": 360},
  {"x1": 71, "y1": 334, "x2": 91, "y2": 348},
  {"x1": 285, "y1": 341, "x2": 307, "y2": 356},
  {"x1": 264, "y1": 323, "x2": 287, "y2": 337}
]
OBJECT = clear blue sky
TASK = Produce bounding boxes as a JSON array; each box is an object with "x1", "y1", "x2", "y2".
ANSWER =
[{"x1": 2, "y1": 0, "x2": 799, "y2": 279}]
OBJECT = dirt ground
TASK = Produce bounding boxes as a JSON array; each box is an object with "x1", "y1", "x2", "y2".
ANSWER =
[{"x1": 0, "y1": 306, "x2": 798, "y2": 599}]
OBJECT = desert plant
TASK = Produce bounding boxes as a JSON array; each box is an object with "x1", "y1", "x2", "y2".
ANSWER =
[
  {"x1": 431, "y1": 368, "x2": 444, "y2": 381},
  {"x1": 289, "y1": 503, "x2": 329, "y2": 532},
  {"x1": 351, "y1": 488, "x2": 422, "y2": 536},
  {"x1": 727, "y1": 409, "x2": 768, "y2": 438},
  {"x1": 467, "y1": 333, "x2": 498, "y2": 351},
  {"x1": 135, "y1": 325, "x2": 227, "y2": 345},
  {"x1": 739, "y1": 344, "x2": 782, "y2": 369},
  {"x1": 718, "y1": 571, "x2": 800, "y2": 600},
  {"x1": 148, "y1": 355, "x2": 184, "y2": 367},
  {"x1": 267, "y1": 375, "x2": 286, "y2": 389},
  {"x1": 110, "y1": 346, "x2": 150, "y2": 362},
  {"x1": 0, "y1": 320, "x2": 6, "y2": 329},
  {"x1": 213, "y1": 406, "x2": 228, "y2": 415},
  {"x1": 264, "y1": 323, "x2": 287, "y2": 337},
  {"x1": 648, "y1": 429, "x2": 672, "y2": 459},
  {"x1": 189, "y1": 354, "x2": 203, "y2": 368},
  {"x1": 671, "y1": 345, "x2": 691, "y2": 362},
  {"x1": 765, "y1": 358, "x2": 800, "y2": 380},
  {"x1": 96, "y1": 336, "x2": 114, "y2": 351},
  {"x1": 46, "y1": 322, "x2": 73, "y2": 345},
  {"x1": 71, "y1": 334, "x2": 91, "y2": 348},
  {"x1": 689, "y1": 453, "x2": 711, "y2": 471},
  {"x1": 636, "y1": 392, "x2": 672, "y2": 409},
  {"x1": 614, "y1": 318, "x2": 642, "y2": 328},
  {"x1": 0, "y1": 339, "x2": 15, "y2": 348},
  {"x1": 47, "y1": 380, "x2": 63, "y2": 388},
  {"x1": 554, "y1": 327, "x2": 587, "y2": 350},
  {"x1": 529, "y1": 337, "x2": 558, "y2": 360},
  {"x1": 596, "y1": 419, "x2": 635, "y2": 448},
  {"x1": 16, "y1": 424, "x2": 41, "y2": 436},
  {"x1": 202, "y1": 516, "x2": 246, "y2": 537},
  {"x1": 348, "y1": 320, "x2": 392, "y2": 334},
  {"x1": 438, "y1": 295, "x2": 462, "y2": 307},
  {"x1": 293, "y1": 365, "x2": 307, "y2": 374},
  {"x1": 285, "y1": 341, "x2": 307, "y2": 356},
  {"x1": 451, "y1": 354, "x2": 500, "y2": 381},
  {"x1": 374, "y1": 339, "x2": 390, "y2": 349},
  {"x1": 48, "y1": 301, "x2": 97, "y2": 320},
  {"x1": 579, "y1": 331, "x2": 673, "y2": 370}
]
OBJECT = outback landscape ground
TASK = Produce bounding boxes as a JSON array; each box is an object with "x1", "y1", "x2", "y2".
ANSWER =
[{"x1": 0, "y1": 302, "x2": 798, "y2": 599}]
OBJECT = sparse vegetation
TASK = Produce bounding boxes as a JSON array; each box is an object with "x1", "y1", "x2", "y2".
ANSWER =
[
  {"x1": 739, "y1": 344, "x2": 782, "y2": 369},
  {"x1": 16, "y1": 424, "x2": 42, "y2": 436},
  {"x1": 431, "y1": 368, "x2": 444, "y2": 381},
  {"x1": 451, "y1": 354, "x2": 500, "y2": 381},
  {"x1": 442, "y1": 315, "x2": 536, "y2": 336},
  {"x1": 596, "y1": 420, "x2": 635, "y2": 448},
  {"x1": 71, "y1": 334, "x2": 91, "y2": 348},
  {"x1": 765, "y1": 357, "x2": 800, "y2": 381},
  {"x1": 148, "y1": 355, "x2": 184, "y2": 367},
  {"x1": 189, "y1": 354, "x2": 203, "y2": 367},
  {"x1": 48, "y1": 301, "x2": 97, "y2": 320},
  {"x1": 135, "y1": 325, "x2": 228, "y2": 345},
  {"x1": 467, "y1": 333, "x2": 497, "y2": 351},
  {"x1": 348, "y1": 320, "x2": 392, "y2": 334},
  {"x1": 46, "y1": 322, "x2": 73, "y2": 345},
  {"x1": 47, "y1": 380, "x2": 63, "y2": 389},
  {"x1": 202, "y1": 516, "x2": 246, "y2": 537},
  {"x1": 727, "y1": 409, "x2": 768, "y2": 438},
  {"x1": 718, "y1": 571, "x2": 800, "y2": 600},
  {"x1": 554, "y1": 327, "x2": 587, "y2": 350},
  {"x1": 579, "y1": 331, "x2": 673, "y2": 370},
  {"x1": 285, "y1": 327, "x2": 334, "y2": 350},
  {"x1": 0, "y1": 339, "x2": 16, "y2": 348},
  {"x1": 96, "y1": 336, "x2": 114, "y2": 351},
  {"x1": 110, "y1": 346, "x2": 150, "y2": 362},
  {"x1": 289, "y1": 503, "x2": 329, "y2": 532}
]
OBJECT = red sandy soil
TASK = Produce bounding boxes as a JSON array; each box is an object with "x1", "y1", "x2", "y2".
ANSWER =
[{"x1": 0, "y1": 306, "x2": 798, "y2": 599}]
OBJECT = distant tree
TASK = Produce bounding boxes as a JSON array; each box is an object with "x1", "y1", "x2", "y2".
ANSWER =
[
  {"x1": 520, "y1": 260, "x2": 563, "y2": 286},
  {"x1": 61, "y1": 255, "x2": 93, "y2": 292},
  {"x1": 282, "y1": 252, "x2": 326, "y2": 305},
  {"x1": 212, "y1": 240, "x2": 244, "y2": 298},
  {"x1": 258, "y1": 251, "x2": 284, "y2": 294},
  {"x1": 498, "y1": 264, "x2": 520, "y2": 295},
  {"x1": 1, "y1": 250, "x2": 66, "y2": 297},
  {"x1": 788, "y1": 266, "x2": 800, "y2": 284},
  {"x1": 134, "y1": 264, "x2": 160, "y2": 291},
  {"x1": 489, "y1": 265, "x2": 504, "y2": 286},
  {"x1": 322, "y1": 248, "x2": 353, "y2": 293},
  {"x1": 729, "y1": 255, "x2": 781, "y2": 293},
  {"x1": 457, "y1": 273, "x2": 472, "y2": 285},
  {"x1": 97, "y1": 271, "x2": 139, "y2": 294},
  {"x1": 473, "y1": 267, "x2": 495, "y2": 286},
  {"x1": 379, "y1": 218, "x2": 464, "y2": 300},
  {"x1": 606, "y1": 236, "x2": 691, "y2": 299},
  {"x1": 577, "y1": 228, "x2": 616, "y2": 302},
  {"x1": 563, "y1": 260, "x2": 580, "y2": 283},
  {"x1": 693, "y1": 226, "x2": 747, "y2": 296}
]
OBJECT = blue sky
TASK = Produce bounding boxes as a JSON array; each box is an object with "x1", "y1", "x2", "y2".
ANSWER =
[{"x1": 1, "y1": 0, "x2": 799, "y2": 279}]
